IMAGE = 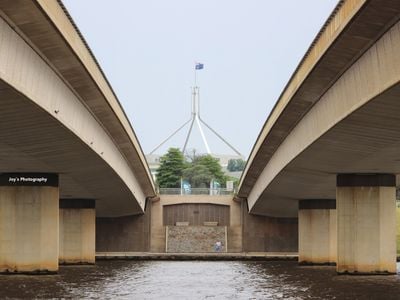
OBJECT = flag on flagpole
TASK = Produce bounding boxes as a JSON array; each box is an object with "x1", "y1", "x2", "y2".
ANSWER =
[{"x1": 195, "y1": 63, "x2": 204, "y2": 70}]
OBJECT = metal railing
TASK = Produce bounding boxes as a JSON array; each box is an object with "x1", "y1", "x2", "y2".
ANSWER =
[{"x1": 158, "y1": 187, "x2": 235, "y2": 195}]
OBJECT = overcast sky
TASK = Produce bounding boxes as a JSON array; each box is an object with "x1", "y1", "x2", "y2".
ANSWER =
[{"x1": 63, "y1": 0, "x2": 338, "y2": 158}]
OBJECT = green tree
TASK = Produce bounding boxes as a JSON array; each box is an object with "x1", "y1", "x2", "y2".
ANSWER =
[
  {"x1": 226, "y1": 176, "x2": 240, "y2": 188},
  {"x1": 156, "y1": 148, "x2": 187, "y2": 188},
  {"x1": 182, "y1": 164, "x2": 212, "y2": 188},
  {"x1": 227, "y1": 158, "x2": 246, "y2": 172},
  {"x1": 184, "y1": 154, "x2": 227, "y2": 187}
]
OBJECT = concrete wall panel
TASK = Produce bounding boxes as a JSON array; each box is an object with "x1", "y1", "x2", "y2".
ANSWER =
[
  {"x1": 299, "y1": 209, "x2": 336, "y2": 264},
  {"x1": 0, "y1": 186, "x2": 59, "y2": 273},
  {"x1": 163, "y1": 203, "x2": 230, "y2": 226},
  {"x1": 242, "y1": 202, "x2": 298, "y2": 252},
  {"x1": 337, "y1": 186, "x2": 396, "y2": 274},
  {"x1": 96, "y1": 206, "x2": 151, "y2": 252},
  {"x1": 59, "y1": 208, "x2": 95, "y2": 264}
]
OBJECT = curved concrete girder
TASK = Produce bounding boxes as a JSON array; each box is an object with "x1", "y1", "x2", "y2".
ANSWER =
[
  {"x1": 0, "y1": 16, "x2": 144, "y2": 216},
  {"x1": 239, "y1": 0, "x2": 363, "y2": 196},
  {"x1": 0, "y1": 81, "x2": 142, "y2": 217},
  {"x1": 0, "y1": 0, "x2": 155, "y2": 197},
  {"x1": 239, "y1": 0, "x2": 400, "y2": 201},
  {"x1": 249, "y1": 19, "x2": 400, "y2": 216}
]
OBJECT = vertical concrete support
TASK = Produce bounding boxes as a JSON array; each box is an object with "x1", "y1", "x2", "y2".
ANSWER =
[
  {"x1": 59, "y1": 199, "x2": 95, "y2": 264},
  {"x1": 0, "y1": 173, "x2": 59, "y2": 273},
  {"x1": 298, "y1": 199, "x2": 336, "y2": 265},
  {"x1": 150, "y1": 197, "x2": 165, "y2": 252},
  {"x1": 337, "y1": 174, "x2": 396, "y2": 274},
  {"x1": 227, "y1": 198, "x2": 243, "y2": 252}
]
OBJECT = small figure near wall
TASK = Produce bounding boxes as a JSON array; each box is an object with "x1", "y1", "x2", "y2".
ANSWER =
[{"x1": 214, "y1": 241, "x2": 222, "y2": 252}]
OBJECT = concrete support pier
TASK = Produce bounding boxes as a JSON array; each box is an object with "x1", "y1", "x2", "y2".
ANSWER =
[
  {"x1": 336, "y1": 174, "x2": 396, "y2": 274},
  {"x1": 0, "y1": 173, "x2": 59, "y2": 273},
  {"x1": 59, "y1": 199, "x2": 96, "y2": 264},
  {"x1": 298, "y1": 199, "x2": 336, "y2": 265}
]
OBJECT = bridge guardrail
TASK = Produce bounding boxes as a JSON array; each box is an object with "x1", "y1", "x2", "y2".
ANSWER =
[{"x1": 158, "y1": 188, "x2": 234, "y2": 196}]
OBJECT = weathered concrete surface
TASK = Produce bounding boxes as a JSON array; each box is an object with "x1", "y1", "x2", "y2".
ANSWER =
[
  {"x1": 337, "y1": 179, "x2": 396, "y2": 274},
  {"x1": 227, "y1": 225, "x2": 243, "y2": 253},
  {"x1": 397, "y1": 207, "x2": 400, "y2": 255},
  {"x1": 166, "y1": 226, "x2": 226, "y2": 253},
  {"x1": 228, "y1": 199, "x2": 243, "y2": 252},
  {"x1": 150, "y1": 198, "x2": 165, "y2": 252},
  {"x1": 59, "y1": 208, "x2": 95, "y2": 264},
  {"x1": 96, "y1": 205, "x2": 151, "y2": 252},
  {"x1": 298, "y1": 200, "x2": 336, "y2": 265},
  {"x1": 242, "y1": 201, "x2": 298, "y2": 252},
  {"x1": 0, "y1": 186, "x2": 59, "y2": 273}
]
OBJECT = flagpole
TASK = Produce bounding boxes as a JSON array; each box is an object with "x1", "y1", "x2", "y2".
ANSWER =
[{"x1": 149, "y1": 62, "x2": 243, "y2": 157}]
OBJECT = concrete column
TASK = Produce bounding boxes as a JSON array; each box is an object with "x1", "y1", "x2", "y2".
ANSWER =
[
  {"x1": 298, "y1": 199, "x2": 336, "y2": 265},
  {"x1": 337, "y1": 174, "x2": 396, "y2": 274},
  {"x1": 59, "y1": 199, "x2": 95, "y2": 264},
  {"x1": 227, "y1": 197, "x2": 243, "y2": 252},
  {"x1": 150, "y1": 197, "x2": 165, "y2": 252},
  {"x1": 0, "y1": 173, "x2": 59, "y2": 274}
]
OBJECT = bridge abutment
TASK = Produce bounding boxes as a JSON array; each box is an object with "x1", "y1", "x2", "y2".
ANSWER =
[
  {"x1": 336, "y1": 174, "x2": 396, "y2": 274},
  {"x1": 298, "y1": 199, "x2": 336, "y2": 265},
  {"x1": 243, "y1": 200, "x2": 298, "y2": 253},
  {"x1": 96, "y1": 204, "x2": 151, "y2": 253},
  {"x1": 59, "y1": 199, "x2": 96, "y2": 265},
  {"x1": 0, "y1": 174, "x2": 59, "y2": 274}
]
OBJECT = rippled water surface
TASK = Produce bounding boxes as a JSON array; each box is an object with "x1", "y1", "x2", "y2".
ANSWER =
[{"x1": 1, "y1": 261, "x2": 400, "y2": 299}]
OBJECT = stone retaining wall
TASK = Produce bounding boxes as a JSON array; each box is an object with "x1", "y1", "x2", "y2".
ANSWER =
[{"x1": 166, "y1": 226, "x2": 227, "y2": 253}]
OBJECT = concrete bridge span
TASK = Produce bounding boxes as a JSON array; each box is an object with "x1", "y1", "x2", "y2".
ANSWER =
[
  {"x1": 239, "y1": 0, "x2": 400, "y2": 274},
  {"x1": 239, "y1": 0, "x2": 400, "y2": 217},
  {"x1": 0, "y1": 0, "x2": 155, "y2": 216},
  {"x1": 0, "y1": 0, "x2": 155, "y2": 273}
]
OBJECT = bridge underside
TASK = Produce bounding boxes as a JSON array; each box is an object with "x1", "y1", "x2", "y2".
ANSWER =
[
  {"x1": 252, "y1": 80, "x2": 400, "y2": 217},
  {"x1": 0, "y1": 79, "x2": 141, "y2": 217}
]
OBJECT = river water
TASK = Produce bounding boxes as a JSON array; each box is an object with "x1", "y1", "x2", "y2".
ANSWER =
[{"x1": 1, "y1": 261, "x2": 400, "y2": 299}]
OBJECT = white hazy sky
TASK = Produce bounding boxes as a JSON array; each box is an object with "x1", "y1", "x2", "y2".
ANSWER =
[{"x1": 63, "y1": 0, "x2": 339, "y2": 158}]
